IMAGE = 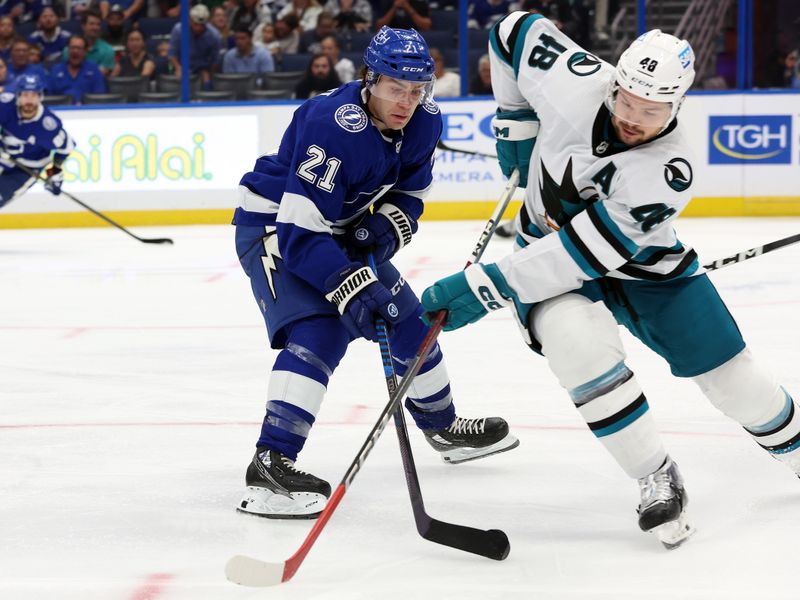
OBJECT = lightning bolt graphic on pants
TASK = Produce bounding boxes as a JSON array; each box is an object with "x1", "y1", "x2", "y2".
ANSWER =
[{"x1": 261, "y1": 231, "x2": 281, "y2": 300}]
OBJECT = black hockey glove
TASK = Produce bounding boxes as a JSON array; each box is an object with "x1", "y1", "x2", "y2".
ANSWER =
[
  {"x1": 348, "y1": 203, "x2": 417, "y2": 264},
  {"x1": 324, "y1": 262, "x2": 401, "y2": 341}
]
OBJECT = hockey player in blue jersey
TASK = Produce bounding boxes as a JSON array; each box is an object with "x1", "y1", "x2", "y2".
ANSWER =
[
  {"x1": 421, "y1": 14, "x2": 800, "y2": 548},
  {"x1": 0, "y1": 74, "x2": 73, "y2": 208},
  {"x1": 233, "y1": 26, "x2": 519, "y2": 519}
]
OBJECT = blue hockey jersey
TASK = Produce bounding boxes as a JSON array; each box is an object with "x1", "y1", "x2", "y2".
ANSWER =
[
  {"x1": 234, "y1": 81, "x2": 443, "y2": 292},
  {"x1": 0, "y1": 91, "x2": 74, "y2": 170}
]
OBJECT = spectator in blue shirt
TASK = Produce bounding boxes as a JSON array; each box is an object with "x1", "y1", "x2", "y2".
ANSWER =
[
  {"x1": 6, "y1": 39, "x2": 48, "y2": 81},
  {"x1": 168, "y1": 4, "x2": 222, "y2": 87},
  {"x1": 222, "y1": 25, "x2": 274, "y2": 78},
  {"x1": 29, "y1": 7, "x2": 71, "y2": 66},
  {"x1": 48, "y1": 35, "x2": 107, "y2": 104}
]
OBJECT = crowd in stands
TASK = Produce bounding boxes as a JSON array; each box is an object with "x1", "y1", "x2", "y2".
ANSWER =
[{"x1": 0, "y1": 1, "x2": 603, "y2": 104}]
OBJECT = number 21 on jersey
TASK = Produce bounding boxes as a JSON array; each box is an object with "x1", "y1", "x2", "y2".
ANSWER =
[{"x1": 296, "y1": 145, "x2": 342, "y2": 192}]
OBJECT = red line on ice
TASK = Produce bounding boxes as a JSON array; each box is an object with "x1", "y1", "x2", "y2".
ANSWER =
[{"x1": 128, "y1": 573, "x2": 173, "y2": 600}]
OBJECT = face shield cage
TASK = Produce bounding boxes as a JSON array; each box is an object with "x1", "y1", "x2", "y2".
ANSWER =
[{"x1": 365, "y1": 69, "x2": 435, "y2": 106}]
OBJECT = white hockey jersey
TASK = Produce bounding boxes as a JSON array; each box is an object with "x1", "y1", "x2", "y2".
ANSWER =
[{"x1": 489, "y1": 12, "x2": 699, "y2": 304}]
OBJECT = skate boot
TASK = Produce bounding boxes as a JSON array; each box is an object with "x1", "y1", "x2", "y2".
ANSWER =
[
  {"x1": 423, "y1": 416, "x2": 519, "y2": 464},
  {"x1": 637, "y1": 456, "x2": 695, "y2": 549},
  {"x1": 495, "y1": 220, "x2": 516, "y2": 238},
  {"x1": 238, "y1": 448, "x2": 331, "y2": 519}
]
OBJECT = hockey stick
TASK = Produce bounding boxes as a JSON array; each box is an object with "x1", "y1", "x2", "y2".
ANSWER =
[
  {"x1": 703, "y1": 232, "x2": 800, "y2": 271},
  {"x1": 366, "y1": 253, "x2": 510, "y2": 561},
  {"x1": 436, "y1": 139, "x2": 498, "y2": 160},
  {"x1": 2, "y1": 154, "x2": 174, "y2": 245},
  {"x1": 224, "y1": 171, "x2": 519, "y2": 587}
]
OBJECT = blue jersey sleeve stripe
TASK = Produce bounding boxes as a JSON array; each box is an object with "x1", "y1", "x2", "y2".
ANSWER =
[
  {"x1": 512, "y1": 14, "x2": 544, "y2": 78},
  {"x1": 558, "y1": 224, "x2": 604, "y2": 279},
  {"x1": 587, "y1": 202, "x2": 638, "y2": 257}
]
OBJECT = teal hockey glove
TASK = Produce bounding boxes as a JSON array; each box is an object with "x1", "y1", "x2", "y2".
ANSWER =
[
  {"x1": 420, "y1": 263, "x2": 516, "y2": 331},
  {"x1": 491, "y1": 109, "x2": 539, "y2": 188}
]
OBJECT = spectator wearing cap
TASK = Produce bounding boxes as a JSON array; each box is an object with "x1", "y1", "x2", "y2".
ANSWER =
[
  {"x1": 298, "y1": 11, "x2": 334, "y2": 55},
  {"x1": 168, "y1": 4, "x2": 222, "y2": 86},
  {"x1": 29, "y1": 7, "x2": 71, "y2": 66},
  {"x1": 48, "y1": 35, "x2": 108, "y2": 103},
  {"x1": 110, "y1": 29, "x2": 155, "y2": 78},
  {"x1": 62, "y1": 10, "x2": 116, "y2": 75},
  {"x1": 98, "y1": 0, "x2": 145, "y2": 21},
  {"x1": 323, "y1": 0, "x2": 371, "y2": 32},
  {"x1": 319, "y1": 34, "x2": 353, "y2": 82},
  {"x1": 0, "y1": 16, "x2": 15, "y2": 64},
  {"x1": 103, "y1": 4, "x2": 131, "y2": 50},
  {"x1": 6, "y1": 39, "x2": 48, "y2": 81},
  {"x1": 222, "y1": 24, "x2": 274, "y2": 77},
  {"x1": 374, "y1": 0, "x2": 431, "y2": 31},
  {"x1": 277, "y1": 0, "x2": 323, "y2": 33}
]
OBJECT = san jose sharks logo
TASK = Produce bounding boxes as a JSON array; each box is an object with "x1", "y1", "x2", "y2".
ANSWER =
[
  {"x1": 538, "y1": 158, "x2": 599, "y2": 230},
  {"x1": 567, "y1": 52, "x2": 602, "y2": 77},
  {"x1": 663, "y1": 157, "x2": 692, "y2": 192}
]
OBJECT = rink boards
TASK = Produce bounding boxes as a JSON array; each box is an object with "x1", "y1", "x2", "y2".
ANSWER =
[{"x1": 1, "y1": 91, "x2": 799, "y2": 228}]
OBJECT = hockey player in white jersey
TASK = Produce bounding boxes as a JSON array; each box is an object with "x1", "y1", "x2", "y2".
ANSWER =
[{"x1": 420, "y1": 12, "x2": 800, "y2": 548}]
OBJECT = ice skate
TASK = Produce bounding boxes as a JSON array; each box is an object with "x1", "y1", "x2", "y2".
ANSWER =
[
  {"x1": 423, "y1": 416, "x2": 519, "y2": 464},
  {"x1": 238, "y1": 448, "x2": 331, "y2": 519},
  {"x1": 637, "y1": 456, "x2": 695, "y2": 549},
  {"x1": 494, "y1": 220, "x2": 516, "y2": 238}
]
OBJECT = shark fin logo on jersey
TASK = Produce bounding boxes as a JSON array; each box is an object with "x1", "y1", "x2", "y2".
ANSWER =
[
  {"x1": 663, "y1": 158, "x2": 692, "y2": 192},
  {"x1": 42, "y1": 116, "x2": 57, "y2": 131},
  {"x1": 567, "y1": 52, "x2": 602, "y2": 77},
  {"x1": 422, "y1": 99, "x2": 440, "y2": 115},
  {"x1": 539, "y1": 157, "x2": 597, "y2": 230},
  {"x1": 335, "y1": 104, "x2": 368, "y2": 133}
]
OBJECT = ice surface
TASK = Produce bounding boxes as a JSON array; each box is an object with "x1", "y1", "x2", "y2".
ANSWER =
[{"x1": 1, "y1": 217, "x2": 799, "y2": 600}]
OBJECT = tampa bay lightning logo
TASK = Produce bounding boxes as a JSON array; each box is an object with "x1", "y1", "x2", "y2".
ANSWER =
[
  {"x1": 567, "y1": 52, "x2": 602, "y2": 77},
  {"x1": 42, "y1": 116, "x2": 57, "y2": 131},
  {"x1": 354, "y1": 227, "x2": 369, "y2": 241},
  {"x1": 0, "y1": 92, "x2": 13, "y2": 103},
  {"x1": 422, "y1": 99, "x2": 439, "y2": 115},
  {"x1": 335, "y1": 104, "x2": 368, "y2": 133},
  {"x1": 663, "y1": 157, "x2": 692, "y2": 192},
  {"x1": 387, "y1": 302, "x2": 399, "y2": 318}
]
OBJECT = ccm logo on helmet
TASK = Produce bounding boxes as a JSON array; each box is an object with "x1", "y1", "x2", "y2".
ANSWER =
[{"x1": 401, "y1": 66, "x2": 424, "y2": 72}]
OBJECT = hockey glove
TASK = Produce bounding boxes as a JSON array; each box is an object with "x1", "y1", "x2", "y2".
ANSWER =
[
  {"x1": 348, "y1": 203, "x2": 418, "y2": 264},
  {"x1": 324, "y1": 262, "x2": 401, "y2": 341},
  {"x1": 491, "y1": 109, "x2": 539, "y2": 188},
  {"x1": 420, "y1": 263, "x2": 516, "y2": 331},
  {"x1": 43, "y1": 165, "x2": 64, "y2": 196}
]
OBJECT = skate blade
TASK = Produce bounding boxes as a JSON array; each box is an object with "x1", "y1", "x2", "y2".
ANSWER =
[
  {"x1": 441, "y1": 435, "x2": 520, "y2": 465},
  {"x1": 236, "y1": 486, "x2": 327, "y2": 519},
  {"x1": 651, "y1": 511, "x2": 695, "y2": 550}
]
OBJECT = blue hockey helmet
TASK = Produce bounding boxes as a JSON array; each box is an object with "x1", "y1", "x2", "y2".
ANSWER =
[
  {"x1": 16, "y1": 73, "x2": 45, "y2": 95},
  {"x1": 364, "y1": 27, "x2": 435, "y2": 83},
  {"x1": 363, "y1": 26, "x2": 435, "y2": 105}
]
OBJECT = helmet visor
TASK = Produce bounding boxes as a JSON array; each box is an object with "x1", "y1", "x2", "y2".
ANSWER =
[
  {"x1": 367, "y1": 74, "x2": 434, "y2": 106},
  {"x1": 606, "y1": 87, "x2": 672, "y2": 129}
]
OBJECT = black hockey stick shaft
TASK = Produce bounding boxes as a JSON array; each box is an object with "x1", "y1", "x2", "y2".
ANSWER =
[
  {"x1": 436, "y1": 139, "x2": 498, "y2": 160},
  {"x1": 703, "y1": 232, "x2": 800, "y2": 271},
  {"x1": 367, "y1": 253, "x2": 510, "y2": 561},
  {"x1": 4, "y1": 155, "x2": 174, "y2": 245}
]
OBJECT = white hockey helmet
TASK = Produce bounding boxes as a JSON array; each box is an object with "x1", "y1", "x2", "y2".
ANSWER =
[{"x1": 606, "y1": 30, "x2": 695, "y2": 129}]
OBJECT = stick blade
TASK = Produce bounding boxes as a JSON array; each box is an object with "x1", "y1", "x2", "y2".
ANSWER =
[
  {"x1": 225, "y1": 554, "x2": 287, "y2": 587},
  {"x1": 141, "y1": 238, "x2": 174, "y2": 245},
  {"x1": 423, "y1": 519, "x2": 510, "y2": 561}
]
